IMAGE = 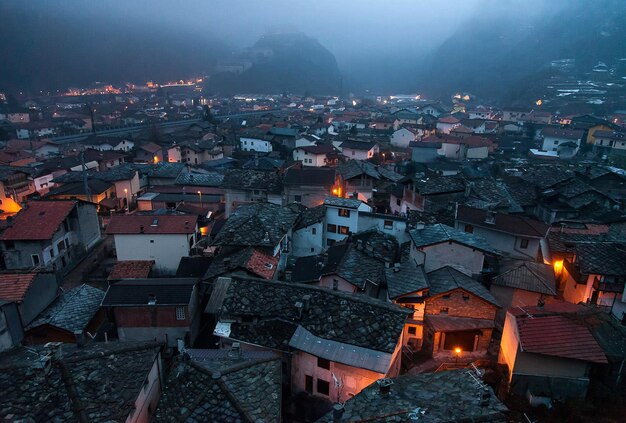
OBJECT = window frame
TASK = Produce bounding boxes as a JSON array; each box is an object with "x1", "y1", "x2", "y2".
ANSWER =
[{"x1": 175, "y1": 306, "x2": 186, "y2": 321}]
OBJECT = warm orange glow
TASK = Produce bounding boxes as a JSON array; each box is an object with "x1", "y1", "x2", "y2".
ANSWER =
[
  {"x1": 153, "y1": 155, "x2": 159, "y2": 164},
  {"x1": 199, "y1": 226, "x2": 209, "y2": 236},
  {"x1": 454, "y1": 347, "x2": 462, "y2": 355},
  {"x1": 0, "y1": 198, "x2": 22, "y2": 217},
  {"x1": 536, "y1": 99, "x2": 543, "y2": 106},
  {"x1": 331, "y1": 187, "x2": 342, "y2": 197},
  {"x1": 553, "y1": 259, "x2": 564, "y2": 275}
]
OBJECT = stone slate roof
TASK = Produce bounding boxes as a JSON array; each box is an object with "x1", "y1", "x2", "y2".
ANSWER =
[
  {"x1": 294, "y1": 205, "x2": 325, "y2": 230},
  {"x1": 102, "y1": 278, "x2": 196, "y2": 306},
  {"x1": 427, "y1": 266, "x2": 500, "y2": 306},
  {"x1": 0, "y1": 341, "x2": 162, "y2": 422},
  {"x1": 337, "y1": 160, "x2": 402, "y2": 182},
  {"x1": 409, "y1": 223, "x2": 496, "y2": 254},
  {"x1": 221, "y1": 169, "x2": 282, "y2": 193},
  {"x1": 153, "y1": 352, "x2": 281, "y2": 423},
  {"x1": 520, "y1": 165, "x2": 574, "y2": 190},
  {"x1": 457, "y1": 205, "x2": 550, "y2": 238},
  {"x1": 212, "y1": 202, "x2": 301, "y2": 249},
  {"x1": 317, "y1": 369, "x2": 508, "y2": 423},
  {"x1": 574, "y1": 243, "x2": 626, "y2": 276},
  {"x1": 492, "y1": 261, "x2": 556, "y2": 295},
  {"x1": 385, "y1": 262, "x2": 429, "y2": 299},
  {"x1": 283, "y1": 167, "x2": 336, "y2": 186},
  {"x1": 415, "y1": 174, "x2": 465, "y2": 195},
  {"x1": 208, "y1": 277, "x2": 410, "y2": 354},
  {"x1": 175, "y1": 172, "x2": 224, "y2": 187},
  {"x1": 323, "y1": 196, "x2": 364, "y2": 209},
  {"x1": 204, "y1": 247, "x2": 278, "y2": 280},
  {"x1": 53, "y1": 163, "x2": 138, "y2": 183},
  {"x1": 27, "y1": 284, "x2": 105, "y2": 333},
  {"x1": 175, "y1": 256, "x2": 213, "y2": 278}
]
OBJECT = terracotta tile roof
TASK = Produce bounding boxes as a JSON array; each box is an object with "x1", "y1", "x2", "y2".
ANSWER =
[
  {"x1": 246, "y1": 249, "x2": 279, "y2": 280},
  {"x1": 517, "y1": 314, "x2": 607, "y2": 363},
  {"x1": 457, "y1": 205, "x2": 550, "y2": 238},
  {"x1": 0, "y1": 201, "x2": 75, "y2": 241},
  {"x1": 108, "y1": 260, "x2": 154, "y2": 280},
  {"x1": 0, "y1": 273, "x2": 37, "y2": 302},
  {"x1": 106, "y1": 214, "x2": 197, "y2": 235}
]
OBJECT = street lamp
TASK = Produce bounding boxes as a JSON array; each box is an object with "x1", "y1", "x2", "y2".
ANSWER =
[
  {"x1": 124, "y1": 188, "x2": 129, "y2": 213},
  {"x1": 197, "y1": 191, "x2": 202, "y2": 208},
  {"x1": 454, "y1": 347, "x2": 462, "y2": 364}
]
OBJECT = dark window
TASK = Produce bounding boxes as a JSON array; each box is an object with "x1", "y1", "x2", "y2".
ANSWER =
[
  {"x1": 31, "y1": 254, "x2": 40, "y2": 266},
  {"x1": 463, "y1": 293, "x2": 470, "y2": 301},
  {"x1": 4, "y1": 240, "x2": 15, "y2": 250},
  {"x1": 311, "y1": 227, "x2": 317, "y2": 235},
  {"x1": 327, "y1": 224, "x2": 337, "y2": 233},
  {"x1": 317, "y1": 379, "x2": 330, "y2": 396},
  {"x1": 520, "y1": 238, "x2": 529, "y2": 249},
  {"x1": 464, "y1": 224, "x2": 474, "y2": 233},
  {"x1": 384, "y1": 220, "x2": 393, "y2": 230},
  {"x1": 338, "y1": 209, "x2": 350, "y2": 217},
  {"x1": 443, "y1": 331, "x2": 477, "y2": 352},
  {"x1": 326, "y1": 239, "x2": 336, "y2": 247},
  {"x1": 440, "y1": 307, "x2": 449, "y2": 314},
  {"x1": 338, "y1": 226, "x2": 350, "y2": 235},
  {"x1": 317, "y1": 357, "x2": 330, "y2": 370},
  {"x1": 294, "y1": 195, "x2": 302, "y2": 202},
  {"x1": 396, "y1": 198, "x2": 401, "y2": 206},
  {"x1": 150, "y1": 240, "x2": 155, "y2": 244},
  {"x1": 408, "y1": 326, "x2": 417, "y2": 335},
  {"x1": 305, "y1": 375, "x2": 313, "y2": 393}
]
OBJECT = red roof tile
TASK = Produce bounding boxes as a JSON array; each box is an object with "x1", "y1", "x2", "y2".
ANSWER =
[
  {"x1": 246, "y1": 248, "x2": 278, "y2": 280},
  {"x1": 106, "y1": 214, "x2": 197, "y2": 235},
  {"x1": 0, "y1": 201, "x2": 76, "y2": 241},
  {"x1": 108, "y1": 260, "x2": 154, "y2": 280},
  {"x1": 517, "y1": 314, "x2": 607, "y2": 363},
  {"x1": 0, "y1": 273, "x2": 37, "y2": 302}
]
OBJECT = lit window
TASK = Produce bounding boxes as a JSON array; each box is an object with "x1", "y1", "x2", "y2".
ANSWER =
[
  {"x1": 327, "y1": 224, "x2": 337, "y2": 233},
  {"x1": 338, "y1": 226, "x2": 350, "y2": 235},
  {"x1": 175, "y1": 307, "x2": 186, "y2": 320},
  {"x1": 440, "y1": 307, "x2": 449, "y2": 314},
  {"x1": 338, "y1": 209, "x2": 350, "y2": 217}
]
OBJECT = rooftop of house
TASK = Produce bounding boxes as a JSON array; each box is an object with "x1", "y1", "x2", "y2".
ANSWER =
[
  {"x1": 296, "y1": 144, "x2": 337, "y2": 154},
  {"x1": 0, "y1": 341, "x2": 162, "y2": 422},
  {"x1": 106, "y1": 214, "x2": 198, "y2": 235},
  {"x1": 385, "y1": 261, "x2": 429, "y2": 300},
  {"x1": 339, "y1": 139, "x2": 378, "y2": 151},
  {"x1": 405, "y1": 174, "x2": 466, "y2": 195},
  {"x1": 492, "y1": 260, "x2": 556, "y2": 296},
  {"x1": 541, "y1": 127, "x2": 585, "y2": 140},
  {"x1": 0, "y1": 272, "x2": 39, "y2": 302},
  {"x1": 108, "y1": 260, "x2": 155, "y2": 280},
  {"x1": 101, "y1": 278, "x2": 196, "y2": 306},
  {"x1": 241, "y1": 157, "x2": 285, "y2": 171},
  {"x1": 427, "y1": 266, "x2": 500, "y2": 306},
  {"x1": 26, "y1": 284, "x2": 104, "y2": 333},
  {"x1": 283, "y1": 166, "x2": 336, "y2": 187},
  {"x1": 174, "y1": 172, "x2": 224, "y2": 187},
  {"x1": 323, "y1": 196, "x2": 365, "y2": 209},
  {"x1": 154, "y1": 350, "x2": 282, "y2": 422},
  {"x1": 317, "y1": 369, "x2": 508, "y2": 423},
  {"x1": 212, "y1": 202, "x2": 301, "y2": 248},
  {"x1": 338, "y1": 159, "x2": 402, "y2": 182},
  {"x1": 47, "y1": 179, "x2": 114, "y2": 197},
  {"x1": 206, "y1": 277, "x2": 410, "y2": 356},
  {"x1": 456, "y1": 205, "x2": 550, "y2": 238},
  {"x1": 409, "y1": 223, "x2": 496, "y2": 254},
  {"x1": 204, "y1": 247, "x2": 278, "y2": 280},
  {"x1": 220, "y1": 169, "x2": 282, "y2": 193},
  {"x1": 0, "y1": 200, "x2": 76, "y2": 241},
  {"x1": 573, "y1": 242, "x2": 626, "y2": 276},
  {"x1": 294, "y1": 204, "x2": 326, "y2": 229},
  {"x1": 515, "y1": 313, "x2": 608, "y2": 364}
]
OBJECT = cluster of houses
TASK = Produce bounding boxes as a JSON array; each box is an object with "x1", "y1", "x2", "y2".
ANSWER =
[{"x1": 1, "y1": 93, "x2": 626, "y2": 421}]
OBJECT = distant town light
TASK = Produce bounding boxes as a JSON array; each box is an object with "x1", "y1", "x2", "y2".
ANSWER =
[
  {"x1": 536, "y1": 99, "x2": 543, "y2": 106},
  {"x1": 153, "y1": 156, "x2": 159, "y2": 164}
]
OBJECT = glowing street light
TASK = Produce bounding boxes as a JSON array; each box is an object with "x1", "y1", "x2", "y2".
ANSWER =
[
  {"x1": 124, "y1": 188, "x2": 129, "y2": 213},
  {"x1": 197, "y1": 190, "x2": 202, "y2": 208},
  {"x1": 454, "y1": 347, "x2": 462, "y2": 363}
]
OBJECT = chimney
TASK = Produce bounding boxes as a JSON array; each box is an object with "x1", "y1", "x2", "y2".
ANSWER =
[
  {"x1": 73, "y1": 330, "x2": 85, "y2": 348},
  {"x1": 263, "y1": 231, "x2": 270, "y2": 243},
  {"x1": 294, "y1": 301, "x2": 304, "y2": 319},
  {"x1": 228, "y1": 342, "x2": 242, "y2": 358},
  {"x1": 302, "y1": 294, "x2": 311, "y2": 310},
  {"x1": 332, "y1": 403, "x2": 345, "y2": 422},
  {"x1": 393, "y1": 262, "x2": 401, "y2": 273},
  {"x1": 356, "y1": 239, "x2": 363, "y2": 250},
  {"x1": 377, "y1": 378, "x2": 393, "y2": 396},
  {"x1": 285, "y1": 270, "x2": 292, "y2": 282}
]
